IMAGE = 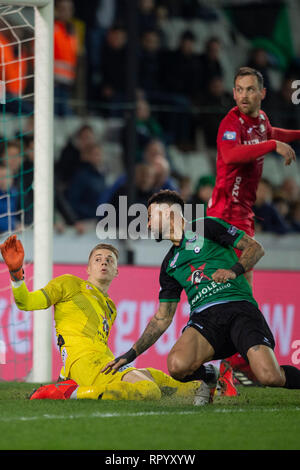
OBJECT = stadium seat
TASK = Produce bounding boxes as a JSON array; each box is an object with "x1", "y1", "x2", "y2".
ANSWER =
[
  {"x1": 262, "y1": 154, "x2": 284, "y2": 186},
  {"x1": 169, "y1": 147, "x2": 213, "y2": 185},
  {"x1": 102, "y1": 142, "x2": 124, "y2": 183},
  {"x1": 160, "y1": 18, "x2": 190, "y2": 50},
  {"x1": 281, "y1": 159, "x2": 300, "y2": 185},
  {"x1": 186, "y1": 153, "x2": 213, "y2": 186}
]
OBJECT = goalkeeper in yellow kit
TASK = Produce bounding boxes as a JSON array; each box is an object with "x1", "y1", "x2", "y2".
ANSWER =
[{"x1": 0, "y1": 235, "x2": 199, "y2": 402}]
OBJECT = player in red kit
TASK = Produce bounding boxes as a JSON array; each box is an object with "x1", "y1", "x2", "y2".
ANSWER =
[{"x1": 207, "y1": 67, "x2": 300, "y2": 391}]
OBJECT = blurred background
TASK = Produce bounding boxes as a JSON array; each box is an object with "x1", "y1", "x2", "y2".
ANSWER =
[
  {"x1": 55, "y1": 0, "x2": 300, "y2": 268},
  {"x1": 1, "y1": 0, "x2": 300, "y2": 380},
  {"x1": 2, "y1": 0, "x2": 300, "y2": 267}
]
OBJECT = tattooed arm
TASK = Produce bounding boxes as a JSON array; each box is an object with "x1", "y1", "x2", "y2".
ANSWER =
[
  {"x1": 212, "y1": 234, "x2": 265, "y2": 283},
  {"x1": 101, "y1": 302, "x2": 178, "y2": 374},
  {"x1": 235, "y1": 234, "x2": 265, "y2": 272},
  {"x1": 134, "y1": 301, "x2": 178, "y2": 355}
]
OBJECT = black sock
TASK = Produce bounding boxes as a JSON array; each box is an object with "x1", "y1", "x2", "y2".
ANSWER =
[
  {"x1": 179, "y1": 364, "x2": 216, "y2": 384},
  {"x1": 281, "y1": 365, "x2": 300, "y2": 389}
]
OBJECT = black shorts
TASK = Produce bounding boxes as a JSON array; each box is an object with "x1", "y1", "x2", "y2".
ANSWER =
[{"x1": 183, "y1": 301, "x2": 275, "y2": 362}]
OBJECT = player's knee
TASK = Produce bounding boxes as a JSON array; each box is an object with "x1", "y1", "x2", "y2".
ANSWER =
[
  {"x1": 167, "y1": 354, "x2": 189, "y2": 381},
  {"x1": 255, "y1": 368, "x2": 284, "y2": 387}
]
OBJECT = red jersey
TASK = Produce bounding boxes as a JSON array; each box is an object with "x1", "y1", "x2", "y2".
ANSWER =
[{"x1": 207, "y1": 106, "x2": 276, "y2": 234}]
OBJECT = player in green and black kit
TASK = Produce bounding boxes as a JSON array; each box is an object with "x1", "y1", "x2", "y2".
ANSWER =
[{"x1": 103, "y1": 190, "x2": 300, "y2": 405}]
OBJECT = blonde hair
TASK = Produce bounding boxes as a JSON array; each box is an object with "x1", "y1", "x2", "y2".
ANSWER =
[{"x1": 88, "y1": 243, "x2": 119, "y2": 261}]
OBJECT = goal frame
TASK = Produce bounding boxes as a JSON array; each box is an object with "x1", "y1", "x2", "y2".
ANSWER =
[{"x1": 0, "y1": 0, "x2": 54, "y2": 382}]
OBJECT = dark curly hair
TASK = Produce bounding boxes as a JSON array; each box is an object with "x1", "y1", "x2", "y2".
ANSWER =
[{"x1": 147, "y1": 190, "x2": 185, "y2": 211}]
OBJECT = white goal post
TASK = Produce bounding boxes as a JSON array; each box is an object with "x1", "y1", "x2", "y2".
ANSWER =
[{"x1": 0, "y1": 0, "x2": 54, "y2": 382}]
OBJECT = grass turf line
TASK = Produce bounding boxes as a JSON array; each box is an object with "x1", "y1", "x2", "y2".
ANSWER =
[{"x1": 0, "y1": 382, "x2": 299, "y2": 450}]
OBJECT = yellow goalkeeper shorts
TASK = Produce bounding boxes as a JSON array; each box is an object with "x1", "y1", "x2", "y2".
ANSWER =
[{"x1": 67, "y1": 347, "x2": 136, "y2": 388}]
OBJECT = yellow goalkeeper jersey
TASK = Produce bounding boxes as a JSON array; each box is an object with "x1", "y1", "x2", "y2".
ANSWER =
[{"x1": 12, "y1": 275, "x2": 117, "y2": 374}]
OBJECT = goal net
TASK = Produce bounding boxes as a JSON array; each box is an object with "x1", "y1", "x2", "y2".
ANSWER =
[{"x1": 0, "y1": 1, "x2": 53, "y2": 383}]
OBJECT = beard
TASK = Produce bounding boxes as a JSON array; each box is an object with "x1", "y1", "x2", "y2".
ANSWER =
[
  {"x1": 151, "y1": 227, "x2": 165, "y2": 242},
  {"x1": 155, "y1": 233, "x2": 164, "y2": 242}
]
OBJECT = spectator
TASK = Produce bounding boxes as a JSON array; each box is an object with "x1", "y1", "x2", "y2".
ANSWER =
[
  {"x1": 143, "y1": 138, "x2": 169, "y2": 164},
  {"x1": 80, "y1": 0, "x2": 120, "y2": 103},
  {"x1": 247, "y1": 48, "x2": 273, "y2": 94},
  {"x1": 54, "y1": 0, "x2": 80, "y2": 116},
  {"x1": 17, "y1": 135, "x2": 34, "y2": 226},
  {"x1": 110, "y1": 163, "x2": 156, "y2": 207},
  {"x1": 164, "y1": 30, "x2": 200, "y2": 103},
  {"x1": 191, "y1": 175, "x2": 215, "y2": 215},
  {"x1": 1, "y1": 140, "x2": 22, "y2": 226},
  {"x1": 285, "y1": 49, "x2": 300, "y2": 83},
  {"x1": 150, "y1": 154, "x2": 178, "y2": 192},
  {"x1": 55, "y1": 124, "x2": 97, "y2": 188},
  {"x1": 253, "y1": 178, "x2": 291, "y2": 234},
  {"x1": 273, "y1": 192, "x2": 291, "y2": 223},
  {"x1": 288, "y1": 200, "x2": 300, "y2": 232},
  {"x1": 197, "y1": 76, "x2": 233, "y2": 170},
  {"x1": 157, "y1": 0, "x2": 218, "y2": 20},
  {"x1": 108, "y1": 163, "x2": 156, "y2": 229},
  {"x1": 1, "y1": 141, "x2": 22, "y2": 179},
  {"x1": 138, "y1": 0, "x2": 160, "y2": 37},
  {"x1": 265, "y1": 77, "x2": 300, "y2": 133},
  {"x1": 163, "y1": 30, "x2": 202, "y2": 148},
  {"x1": 198, "y1": 37, "x2": 224, "y2": 95},
  {"x1": 0, "y1": 21, "x2": 32, "y2": 114},
  {"x1": 99, "y1": 22, "x2": 128, "y2": 116},
  {"x1": 138, "y1": 28, "x2": 164, "y2": 96},
  {"x1": 138, "y1": 28, "x2": 191, "y2": 148},
  {"x1": 66, "y1": 143, "x2": 107, "y2": 221},
  {"x1": 178, "y1": 176, "x2": 193, "y2": 203},
  {"x1": 279, "y1": 177, "x2": 300, "y2": 204},
  {"x1": 0, "y1": 163, "x2": 18, "y2": 234},
  {"x1": 135, "y1": 98, "x2": 166, "y2": 161}
]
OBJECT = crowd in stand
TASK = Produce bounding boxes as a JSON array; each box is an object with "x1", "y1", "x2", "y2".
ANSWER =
[{"x1": 1, "y1": 0, "x2": 300, "y2": 237}]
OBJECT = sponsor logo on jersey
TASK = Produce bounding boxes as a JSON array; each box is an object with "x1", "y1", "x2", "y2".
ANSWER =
[
  {"x1": 186, "y1": 234, "x2": 198, "y2": 243},
  {"x1": 186, "y1": 263, "x2": 211, "y2": 287},
  {"x1": 222, "y1": 131, "x2": 237, "y2": 141},
  {"x1": 170, "y1": 252, "x2": 179, "y2": 268},
  {"x1": 263, "y1": 336, "x2": 271, "y2": 346},
  {"x1": 191, "y1": 281, "x2": 231, "y2": 306},
  {"x1": 106, "y1": 300, "x2": 114, "y2": 320},
  {"x1": 102, "y1": 318, "x2": 109, "y2": 335},
  {"x1": 232, "y1": 176, "x2": 242, "y2": 202},
  {"x1": 243, "y1": 138, "x2": 260, "y2": 144}
]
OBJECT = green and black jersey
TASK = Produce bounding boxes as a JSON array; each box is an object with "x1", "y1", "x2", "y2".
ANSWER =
[{"x1": 159, "y1": 217, "x2": 258, "y2": 314}]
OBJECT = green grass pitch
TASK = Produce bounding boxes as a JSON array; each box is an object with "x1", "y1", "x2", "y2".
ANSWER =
[{"x1": 0, "y1": 382, "x2": 299, "y2": 450}]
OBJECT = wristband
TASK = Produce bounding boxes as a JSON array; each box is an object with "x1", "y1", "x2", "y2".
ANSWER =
[
  {"x1": 115, "y1": 348, "x2": 137, "y2": 364},
  {"x1": 9, "y1": 267, "x2": 24, "y2": 282},
  {"x1": 230, "y1": 262, "x2": 245, "y2": 277}
]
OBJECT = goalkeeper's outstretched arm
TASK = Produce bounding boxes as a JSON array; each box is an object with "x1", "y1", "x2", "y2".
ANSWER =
[{"x1": 0, "y1": 235, "x2": 50, "y2": 311}]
